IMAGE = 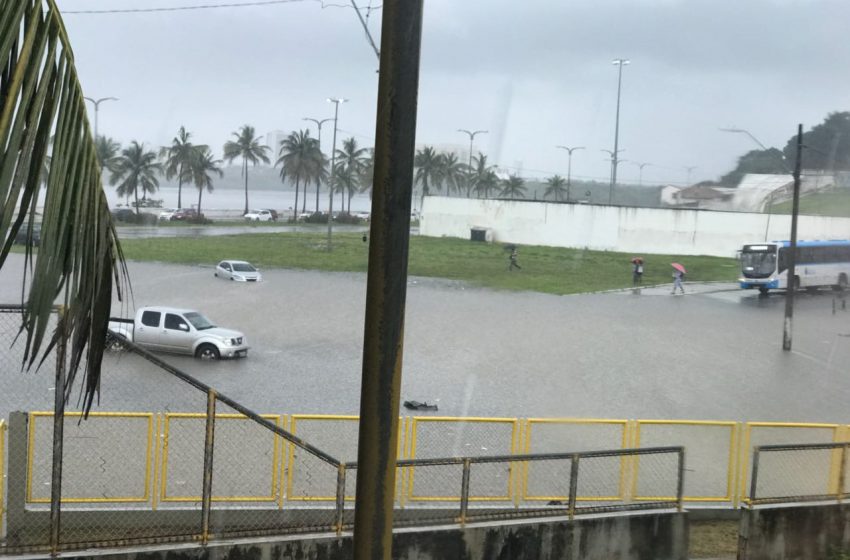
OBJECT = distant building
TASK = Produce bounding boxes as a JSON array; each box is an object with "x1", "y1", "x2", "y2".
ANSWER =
[{"x1": 265, "y1": 130, "x2": 287, "y2": 154}]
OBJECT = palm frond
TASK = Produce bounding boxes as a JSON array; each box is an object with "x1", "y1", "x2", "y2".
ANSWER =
[{"x1": 0, "y1": 0, "x2": 129, "y2": 414}]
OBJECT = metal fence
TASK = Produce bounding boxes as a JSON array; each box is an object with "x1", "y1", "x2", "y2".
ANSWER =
[
  {"x1": 0, "y1": 305, "x2": 848, "y2": 554},
  {"x1": 748, "y1": 442, "x2": 850, "y2": 505}
]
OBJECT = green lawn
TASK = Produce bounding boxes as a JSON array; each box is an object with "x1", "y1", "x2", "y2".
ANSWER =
[
  {"x1": 769, "y1": 190, "x2": 850, "y2": 217},
  {"x1": 117, "y1": 233, "x2": 739, "y2": 295}
]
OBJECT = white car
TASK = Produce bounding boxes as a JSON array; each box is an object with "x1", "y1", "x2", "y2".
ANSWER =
[
  {"x1": 214, "y1": 260, "x2": 262, "y2": 282},
  {"x1": 159, "y1": 208, "x2": 179, "y2": 221},
  {"x1": 244, "y1": 209, "x2": 274, "y2": 222}
]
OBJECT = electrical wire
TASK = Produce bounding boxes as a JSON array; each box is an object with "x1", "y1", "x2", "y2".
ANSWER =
[{"x1": 63, "y1": 0, "x2": 380, "y2": 15}]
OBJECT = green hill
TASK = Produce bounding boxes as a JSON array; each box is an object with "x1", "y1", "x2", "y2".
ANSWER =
[{"x1": 768, "y1": 190, "x2": 850, "y2": 218}]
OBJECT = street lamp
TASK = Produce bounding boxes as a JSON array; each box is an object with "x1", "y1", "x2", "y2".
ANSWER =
[
  {"x1": 83, "y1": 96, "x2": 118, "y2": 139},
  {"x1": 631, "y1": 161, "x2": 651, "y2": 186},
  {"x1": 720, "y1": 125, "x2": 804, "y2": 352},
  {"x1": 304, "y1": 117, "x2": 334, "y2": 212},
  {"x1": 458, "y1": 129, "x2": 487, "y2": 197},
  {"x1": 556, "y1": 146, "x2": 584, "y2": 202},
  {"x1": 601, "y1": 148, "x2": 624, "y2": 202},
  {"x1": 610, "y1": 58, "x2": 630, "y2": 204},
  {"x1": 684, "y1": 166, "x2": 698, "y2": 186},
  {"x1": 326, "y1": 97, "x2": 348, "y2": 248},
  {"x1": 720, "y1": 127, "x2": 791, "y2": 241}
]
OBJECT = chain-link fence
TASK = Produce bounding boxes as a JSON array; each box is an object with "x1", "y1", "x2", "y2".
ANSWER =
[{"x1": 748, "y1": 442, "x2": 850, "y2": 505}]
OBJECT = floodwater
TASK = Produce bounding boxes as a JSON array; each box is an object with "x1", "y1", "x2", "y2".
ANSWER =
[{"x1": 1, "y1": 255, "x2": 849, "y2": 424}]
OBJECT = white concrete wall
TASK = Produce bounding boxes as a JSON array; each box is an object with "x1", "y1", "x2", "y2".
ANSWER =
[{"x1": 420, "y1": 197, "x2": 850, "y2": 257}]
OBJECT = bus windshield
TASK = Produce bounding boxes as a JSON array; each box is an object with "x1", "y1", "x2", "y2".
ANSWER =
[{"x1": 741, "y1": 251, "x2": 777, "y2": 277}]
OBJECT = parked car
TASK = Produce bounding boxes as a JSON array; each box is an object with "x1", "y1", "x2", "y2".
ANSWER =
[
  {"x1": 171, "y1": 208, "x2": 199, "y2": 221},
  {"x1": 111, "y1": 208, "x2": 136, "y2": 222},
  {"x1": 159, "y1": 208, "x2": 179, "y2": 221},
  {"x1": 260, "y1": 208, "x2": 279, "y2": 221},
  {"x1": 244, "y1": 209, "x2": 275, "y2": 222},
  {"x1": 215, "y1": 260, "x2": 262, "y2": 282},
  {"x1": 108, "y1": 306, "x2": 249, "y2": 360}
]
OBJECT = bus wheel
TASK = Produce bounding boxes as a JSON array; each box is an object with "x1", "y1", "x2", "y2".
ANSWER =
[
  {"x1": 758, "y1": 287, "x2": 769, "y2": 295},
  {"x1": 835, "y1": 274, "x2": 848, "y2": 292}
]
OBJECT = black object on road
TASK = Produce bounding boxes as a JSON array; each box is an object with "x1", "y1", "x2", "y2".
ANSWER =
[{"x1": 403, "y1": 400, "x2": 438, "y2": 411}]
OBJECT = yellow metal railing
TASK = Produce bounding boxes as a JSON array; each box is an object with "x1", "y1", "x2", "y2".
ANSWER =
[
  {"x1": 5, "y1": 413, "x2": 850, "y2": 509},
  {"x1": 1, "y1": 419, "x2": 6, "y2": 531},
  {"x1": 25, "y1": 412, "x2": 154, "y2": 504},
  {"x1": 633, "y1": 420, "x2": 739, "y2": 503},
  {"x1": 737, "y1": 421, "x2": 846, "y2": 505},
  {"x1": 522, "y1": 418, "x2": 629, "y2": 502},
  {"x1": 407, "y1": 416, "x2": 519, "y2": 502},
  {"x1": 160, "y1": 412, "x2": 282, "y2": 503}
]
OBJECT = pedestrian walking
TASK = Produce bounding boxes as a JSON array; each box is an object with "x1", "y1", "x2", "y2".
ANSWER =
[
  {"x1": 631, "y1": 257, "x2": 644, "y2": 286},
  {"x1": 509, "y1": 247, "x2": 522, "y2": 271},
  {"x1": 671, "y1": 262, "x2": 686, "y2": 295}
]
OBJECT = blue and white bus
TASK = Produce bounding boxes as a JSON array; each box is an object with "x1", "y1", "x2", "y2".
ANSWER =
[{"x1": 739, "y1": 240, "x2": 850, "y2": 294}]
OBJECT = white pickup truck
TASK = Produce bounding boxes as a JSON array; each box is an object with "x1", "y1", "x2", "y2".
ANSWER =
[{"x1": 109, "y1": 306, "x2": 249, "y2": 360}]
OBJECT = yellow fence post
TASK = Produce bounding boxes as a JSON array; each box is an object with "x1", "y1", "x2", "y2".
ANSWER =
[{"x1": 0, "y1": 420, "x2": 5, "y2": 533}]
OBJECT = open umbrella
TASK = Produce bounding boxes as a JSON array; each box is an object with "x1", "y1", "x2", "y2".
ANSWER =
[
  {"x1": 671, "y1": 262, "x2": 686, "y2": 274},
  {"x1": 631, "y1": 257, "x2": 644, "y2": 264}
]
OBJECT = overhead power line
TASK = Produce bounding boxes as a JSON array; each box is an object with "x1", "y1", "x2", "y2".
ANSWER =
[{"x1": 63, "y1": 0, "x2": 381, "y2": 15}]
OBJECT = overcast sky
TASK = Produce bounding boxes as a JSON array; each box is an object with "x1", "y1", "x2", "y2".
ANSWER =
[{"x1": 58, "y1": 0, "x2": 850, "y2": 186}]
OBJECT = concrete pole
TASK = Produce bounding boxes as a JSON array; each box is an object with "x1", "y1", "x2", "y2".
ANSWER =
[
  {"x1": 782, "y1": 124, "x2": 803, "y2": 351},
  {"x1": 352, "y1": 0, "x2": 424, "y2": 558}
]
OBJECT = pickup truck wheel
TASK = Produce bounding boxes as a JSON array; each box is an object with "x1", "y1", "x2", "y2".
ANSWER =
[
  {"x1": 196, "y1": 344, "x2": 220, "y2": 361},
  {"x1": 107, "y1": 334, "x2": 127, "y2": 352}
]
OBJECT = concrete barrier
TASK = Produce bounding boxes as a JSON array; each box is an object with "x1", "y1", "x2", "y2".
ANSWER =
[{"x1": 739, "y1": 503, "x2": 850, "y2": 559}]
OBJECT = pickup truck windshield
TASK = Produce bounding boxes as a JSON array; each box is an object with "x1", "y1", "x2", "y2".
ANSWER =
[{"x1": 184, "y1": 312, "x2": 216, "y2": 330}]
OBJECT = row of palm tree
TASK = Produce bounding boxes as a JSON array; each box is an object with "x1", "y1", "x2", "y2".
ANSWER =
[
  {"x1": 96, "y1": 127, "x2": 224, "y2": 217},
  {"x1": 413, "y1": 147, "x2": 533, "y2": 206},
  {"x1": 97, "y1": 126, "x2": 568, "y2": 222}
]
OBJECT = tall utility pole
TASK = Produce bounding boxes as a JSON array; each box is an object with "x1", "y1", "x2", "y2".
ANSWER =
[
  {"x1": 304, "y1": 117, "x2": 334, "y2": 211},
  {"x1": 610, "y1": 59, "x2": 630, "y2": 204},
  {"x1": 601, "y1": 148, "x2": 623, "y2": 202},
  {"x1": 352, "y1": 0, "x2": 424, "y2": 558},
  {"x1": 326, "y1": 98, "x2": 347, "y2": 248},
  {"x1": 458, "y1": 129, "x2": 487, "y2": 197},
  {"x1": 684, "y1": 166, "x2": 698, "y2": 186},
  {"x1": 782, "y1": 124, "x2": 804, "y2": 352},
  {"x1": 83, "y1": 96, "x2": 118, "y2": 139},
  {"x1": 556, "y1": 146, "x2": 584, "y2": 202},
  {"x1": 632, "y1": 161, "x2": 650, "y2": 186}
]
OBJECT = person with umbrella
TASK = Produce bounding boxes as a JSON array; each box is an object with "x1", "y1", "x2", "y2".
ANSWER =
[
  {"x1": 631, "y1": 257, "x2": 644, "y2": 286},
  {"x1": 671, "y1": 262, "x2": 686, "y2": 295}
]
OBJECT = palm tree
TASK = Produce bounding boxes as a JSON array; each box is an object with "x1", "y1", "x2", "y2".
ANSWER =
[
  {"x1": 110, "y1": 142, "x2": 162, "y2": 214},
  {"x1": 544, "y1": 175, "x2": 568, "y2": 201},
  {"x1": 0, "y1": 0, "x2": 129, "y2": 414},
  {"x1": 223, "y1": 125, "x2": 270, "y2": 215},
  {"x1": 335, "y1": 137, "x2": 369, "y2": 212},
  {"x1": 469, "y1": 152, "x2": 492, "y2": 198},
  {"x1": 500, "y1": 174, "x2": 527, "y2": 200},
  {"x1": 414, "y1": 146, "x2": 442, "y2": 213},
  {"x1": 475, "y1": 169, "x2": 499, "y2": 199},
  {"x1": 277, "y1": 129, "x2": 322, "y2": 221},
  {"x1": 161, "y1": 126, "x2": 204, "y2": 209},
  {"x1": 358, "y1": 148, "x2": 375, "y2": 198},
  {"x1": 95, "y1": 135, "x2": 121, "y2": 177},
  {"x1": 437, "y1": 152, "x2": 465, "y2": 196},
  {"x1": 188, "y1": 147, "x2": 223, "y2": 218}
]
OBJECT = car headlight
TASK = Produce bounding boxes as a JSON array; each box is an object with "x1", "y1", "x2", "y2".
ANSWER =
[
  {"x1": 234, "y1": 275, "x2": 244, "y2": 281},
  {"x1": 221, "y1": 337, "x2": 234, "y2": 346}
]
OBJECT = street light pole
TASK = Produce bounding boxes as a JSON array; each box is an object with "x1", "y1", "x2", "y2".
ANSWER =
[
  {"x1": 304, "y1": 117, "x2": 334, "y2": 212},
  {"x1": 83, "y1": 96, "x2": 118, "y2": 139},
  {"x1": 684, "y1": 166, "x2": 698, "y2": 186},
  {"x1": 458, "y1": 129, "x2": 487, "y2": 197},
  {"x1": 556, "y1": 146, "x2": 584, "y2": 202},
  {"x1": 782, "y1": 124, "x2": 804, "y2": 351},
  {"x1": 601, "y1": 148, "x2": 624, "y2": 202},
  {"x1": 631, "y1": 161, "x2": 650, "y2": 186},
  {"x1": 610, "y1": 58, "x2": 630, "y2": 204},
  {"x1": 326, "y1": 98, "x2": 348, "y2": 248}
]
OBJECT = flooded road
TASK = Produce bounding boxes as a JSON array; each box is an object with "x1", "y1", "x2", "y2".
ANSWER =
[{"x1": 1, "y1": 254, "x2": 848, "y2": 424}]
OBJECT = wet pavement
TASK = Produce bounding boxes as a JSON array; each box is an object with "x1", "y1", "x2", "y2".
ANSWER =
[{"x1": 1, "y1": 254, "x2": 849, "y2": 423}]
